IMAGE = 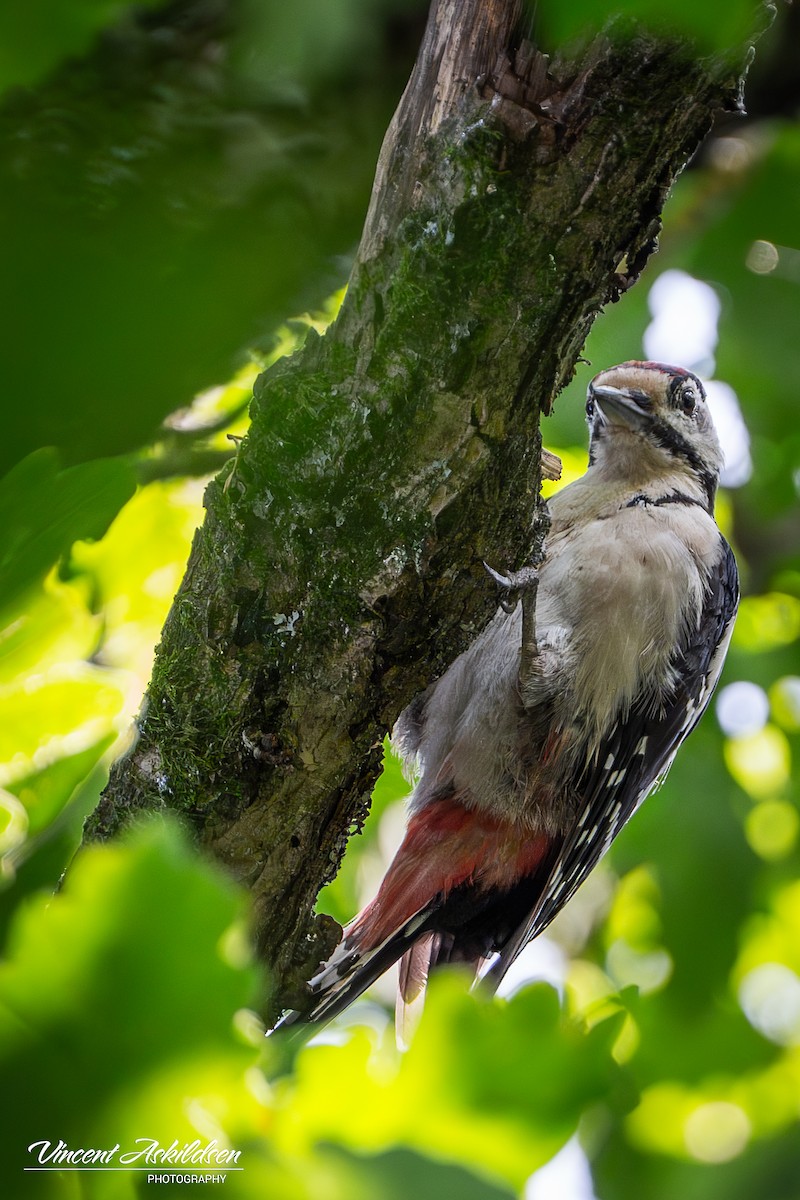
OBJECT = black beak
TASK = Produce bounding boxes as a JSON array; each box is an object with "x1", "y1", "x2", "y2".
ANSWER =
[{"x1": 590, "y1": 384, "x2": 652, "y2": 431}]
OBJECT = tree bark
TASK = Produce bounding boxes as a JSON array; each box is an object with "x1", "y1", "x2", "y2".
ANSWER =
[{"x1": 84, "y1": 0, "x2": 760, "y2": 1019}]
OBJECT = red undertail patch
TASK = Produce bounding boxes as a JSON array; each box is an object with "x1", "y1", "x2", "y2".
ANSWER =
[{"x1": 345, "y1": 794, "x2": 550, "y2": 950}]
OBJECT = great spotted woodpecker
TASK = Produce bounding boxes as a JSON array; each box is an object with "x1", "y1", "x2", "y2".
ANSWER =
[{"x1": 277, "y1": 361, "x2": 739, "y2": 1036}]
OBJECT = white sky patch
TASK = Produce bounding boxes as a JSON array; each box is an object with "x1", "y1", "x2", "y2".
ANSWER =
[
  {"x1": 526, "y1": 1137, "x2": 598, "y2": 1200},
  {"x1": 704, "y1": 380, "x2": 753, "y2": 487},
  {"x1": 308, "y1": 1000, "x2": 392, "y2": 1047},
  {"x1": 716, "y1": 680, "x2": 770, "y2": 738},
  {"x1": 644, "y1": 270, "x2": 752, "y2": 487},
  {"x1": 644, "y1": 269, "x2": 720, "y2": 375},
  {"x1": 493, "y1": 935, "x2": 567, "y2": 1000}
]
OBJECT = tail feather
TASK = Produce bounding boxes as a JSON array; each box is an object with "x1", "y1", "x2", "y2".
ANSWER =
[
  {"x1": 395, "y1": 928, "x2": 494, "y2": 1046},
  {"x1": 396, "y1": 931, "x2": 438, "y2": 1049},
  {"x1": 273, "y1": 906, "x2": 433, "y2": 1033},
  {"x1": 271, "y1": 790, "x2": 552, "y2": 1039}
]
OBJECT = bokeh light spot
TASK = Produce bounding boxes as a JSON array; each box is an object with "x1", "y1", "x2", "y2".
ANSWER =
[
  {"x1": 745, "y1": 240, "x2": 779, "y2": 274},
  {"x1": 683, "y1": 1102, "x2": 751, "y2": 1163},
  {"x1": 724, "y1": 726, "x2": 791, "y2": 799},
  {"x1": 716, "y1": 680, "x2": 769, "y2": 738},
  {"x1": 770, "y1": 676, "x2": 800, "y2": 733},
  {"x1": 738, "y1": 963, "x2": 800, "y2": 1045},
  {"x1": 745, "y1": 801, "x2": 799, "y2": 861},
  {"x1": 733, "y1": 594, "x2": 800, "y2": 653}
]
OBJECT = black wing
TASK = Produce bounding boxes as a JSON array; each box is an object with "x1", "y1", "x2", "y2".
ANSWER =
[{"x1": 484, "y1": 534, "x2": 739, "y2": 991}]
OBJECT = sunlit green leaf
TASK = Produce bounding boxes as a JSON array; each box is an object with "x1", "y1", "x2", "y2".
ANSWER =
[
  {"x1": 0, "y1": 450, "x2": 135, "y2": 615},
  {"x1": 277, "y1": 976, "x2": 624, "y2": 1189},
  {"x1": 769, "y1": 676, "x2": 800, "y2": 733},
  {"x1": 0, "y1": 574, "x2": 99, "y2": 688},
  {"x1": 0, "y1": 663, "x2": 126, "y2": 788},
  {"x1": 71, "y1": 478, "x2": 204, "y2": 677},
  {"x1": 10, "y1": 737, "x2": 114, "y2": 836},
  {"x1": 0, "y1": 790, "x2": 27, "y2": 858},
  {"x1": 0, "y1": 820, "x2": 257, "y2": 1167},
  {"x1": 734, "y1": 880, "x2": 800, "y2": 981}
]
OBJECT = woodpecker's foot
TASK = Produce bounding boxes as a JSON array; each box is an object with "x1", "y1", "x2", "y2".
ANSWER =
[{"x1": 484, "y1": 562, "x2": 539, "y2": 613}]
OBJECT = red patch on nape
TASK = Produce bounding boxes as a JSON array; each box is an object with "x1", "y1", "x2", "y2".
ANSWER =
[
  {"x1": 620, "y1": 359, "x2": 690, "y2": 376},
  {"x1": 345, "y1": 794, "x2": 551, "y2": 950}
]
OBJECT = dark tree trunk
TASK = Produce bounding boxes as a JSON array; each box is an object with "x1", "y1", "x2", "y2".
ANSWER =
[{"x1": 84, "y1": 0, "x2": 760, "y2": 1019}]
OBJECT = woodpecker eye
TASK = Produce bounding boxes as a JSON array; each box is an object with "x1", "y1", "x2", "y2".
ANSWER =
[{"x1": 681, "y1": 386, "x2": 697, "y2": 415}]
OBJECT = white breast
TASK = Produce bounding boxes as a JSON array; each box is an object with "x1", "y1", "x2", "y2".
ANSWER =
[
  {"x1": 539, "y1": 491, "x2": 720, "y2": 740},
  {"x1": 399, "y1": 481, "x2": 721, "y2": 823}
]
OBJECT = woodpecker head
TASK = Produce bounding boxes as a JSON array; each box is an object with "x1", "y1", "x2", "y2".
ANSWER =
[{"x1": 585, "y1": 361, "x2": 724, "y2": 510}]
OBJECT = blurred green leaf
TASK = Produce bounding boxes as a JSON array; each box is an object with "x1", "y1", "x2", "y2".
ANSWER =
[
  {"x1": 279, "y1": 976, "x2": 625, "y2": 1189},
  {"x1": 734, "y1": 593, "x2": 800, "y2": 653},
  {"x1": 317, "y1": 1145, "x2": 517, "y2": 1200},
  {"x1": 0, "y1": 449, "x2": 135, "y2": 614},
  {"x1": 0, "y1": 574, "x2": 100, "y2": 687},
  {"x1": 10, "y1": 736, "x2": 114, "y2": 837},
  {"x1": 0, "y1": 755, "x2": 111, "y2": 955},
  {"x1": 233, "y1": 0, "x2": 417, "y2": 89},
  {"x1": 70, "y1": 477, "x2": 205, "y2": 675},
  {"x1": 0, "y1": 664, "x2": 125, "y2": 789},
  {"x1": 534, "y1": 0, "x2": 758, "y2": 51},
  {"x1": 0, "y1": 819, "x2": 257, "y2": 1174},
  {"x1": 0, "y1": 1, "x2": 416, "y2": 473},
  {"x1": 0, "y1": 1, "x2": 172, "y2": 95},
  {"x1": 196, "y1": 1141, "x2": 520, "y2": 1200}
]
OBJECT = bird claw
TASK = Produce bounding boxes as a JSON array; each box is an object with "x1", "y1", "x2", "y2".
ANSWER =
[
  {"x1": 483, "y1": 562, "x2": 539, "y2": 613},
  {"x1": 483, "y1": 562, "x2": 513, "y2": 590}
]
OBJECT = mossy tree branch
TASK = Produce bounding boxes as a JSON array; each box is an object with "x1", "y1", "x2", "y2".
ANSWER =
[{"x1": 85, "y1": 0, "x2": 759, "y2": 1019}]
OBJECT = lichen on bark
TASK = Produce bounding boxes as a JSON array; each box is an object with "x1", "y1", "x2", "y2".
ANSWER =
[{"x1": 85, "y1": 0, "x2": 762, "y2": 1019}]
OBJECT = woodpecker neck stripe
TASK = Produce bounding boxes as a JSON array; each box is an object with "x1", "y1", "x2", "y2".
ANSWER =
[
  {"x1": 625, "y1": 490, "x2": 711, "y2": 513},
  {"x1": 647, "y1": 419, "x2": 718, "y2": 510}
]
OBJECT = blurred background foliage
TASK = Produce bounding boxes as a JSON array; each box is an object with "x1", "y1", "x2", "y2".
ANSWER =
[{"x1": 0, "y1": 0, "x2": 799, "y2": 1197}]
